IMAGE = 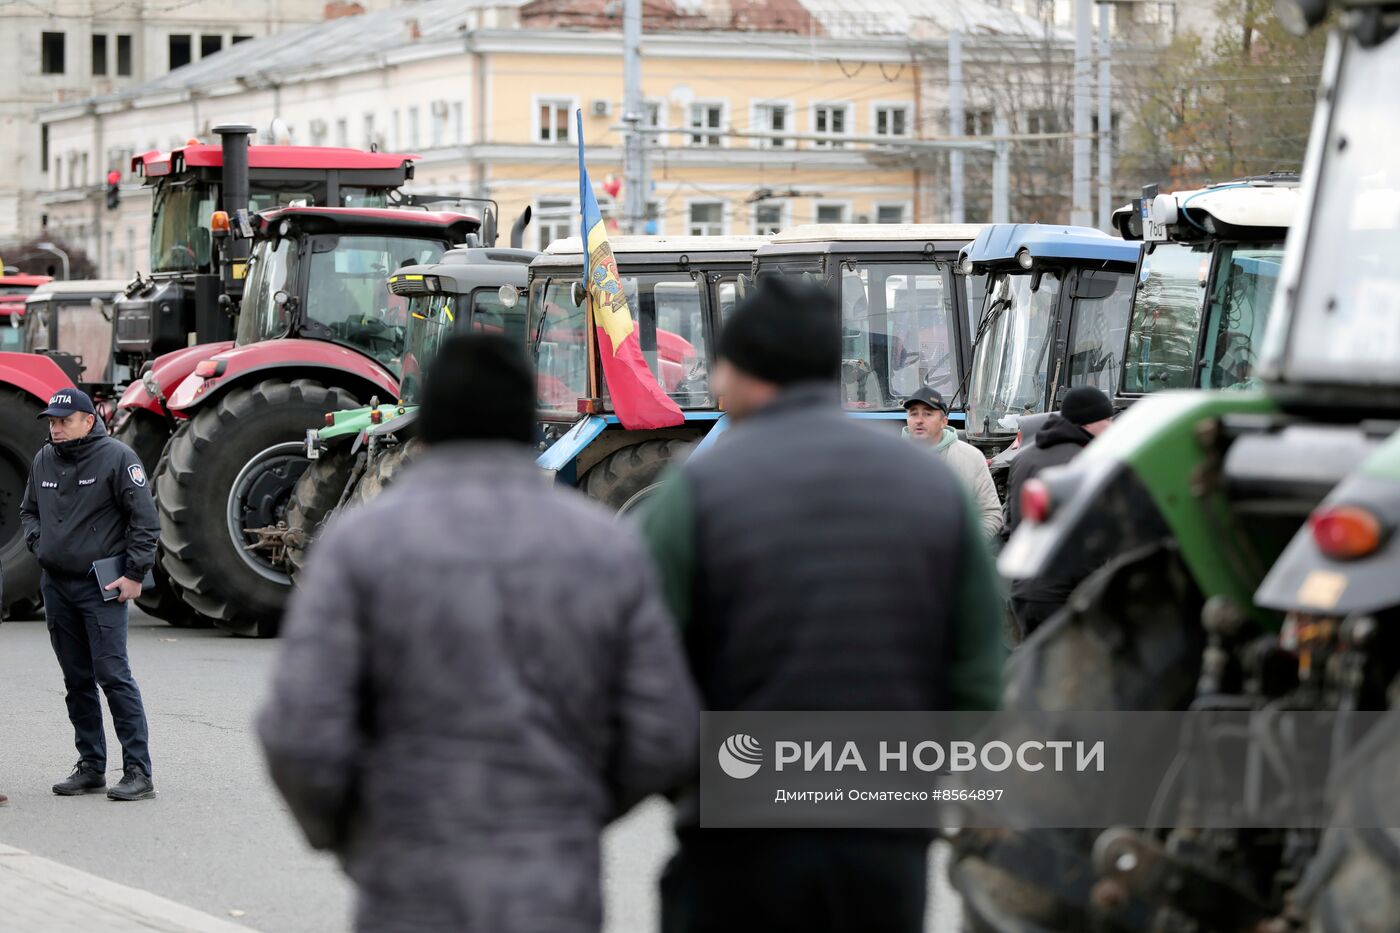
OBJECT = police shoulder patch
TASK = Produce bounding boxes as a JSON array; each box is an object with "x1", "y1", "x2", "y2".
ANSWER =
[{"x1": 127, "y1": 463, "x2": 147, "y2": 487}]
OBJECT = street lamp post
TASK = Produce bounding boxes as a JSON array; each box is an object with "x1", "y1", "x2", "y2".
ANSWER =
[{"x1": 35, "y1": 242, "x2": 70, "y2": 280}]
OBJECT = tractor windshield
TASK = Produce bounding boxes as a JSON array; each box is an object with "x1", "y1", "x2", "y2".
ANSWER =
[
  {"x1": 966, "y1": 270, "x2": 1062, "y2": 438},
  {"x1": 529, "y1": 277, "x2": 589, "y2": 417},
  {"x1": 1199, "y1": 242, "x2": 1283, "y2": 389},
  {"x1": 838, "y1": 261, "x2": 959, "y2": 410},
  {"x1": 1281, "y1": 36, "x2": 1400, "y2": 386},
  {"x1": 301, "y1": 234, "x2": 446, "y2": 375},
  {"x1": 1121, "y1": 242, "x2": 1208, "y2": 393},
  {"x1": 151, "y1": 183, "x2": 216, "y2": 273},
  {"x1": 399, "y1": 293, "x2": 457, "y2": 405},
  {"x1": 604, "y1": 273, "x2": 712, "y2": 410}
]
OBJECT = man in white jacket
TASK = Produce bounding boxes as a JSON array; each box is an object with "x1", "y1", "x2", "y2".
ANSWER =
[{"x1": 903, "y1": 388, "x2": 1004, "y2": 539}]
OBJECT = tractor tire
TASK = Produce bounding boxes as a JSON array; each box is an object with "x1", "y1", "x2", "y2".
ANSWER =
[
  {"x1": 284, "y1": 446, "x2": 356, "y2": 579},
  {"x1": 345, "y1": 440, "x2": 421, "y2": 510},
  {"x1": 580, "y1": 439, "x2": 687, "y2": 514},
  {"x1": 0, "y1": 390, "x2": 47, "y2": 619},
  {"x1": 134, "y1": 446, "x2": 211, "y2": 629},
  {"x1": 111, "y1": 410, "x2": 171, "y2": 479},
  {"x1": 157, "y1": 379, "x2": 355, "y2": 637}
]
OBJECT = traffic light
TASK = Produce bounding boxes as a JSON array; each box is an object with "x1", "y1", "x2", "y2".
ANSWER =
[{"x1": 105, "y1": 170, "x2": 120, "y2": 210}]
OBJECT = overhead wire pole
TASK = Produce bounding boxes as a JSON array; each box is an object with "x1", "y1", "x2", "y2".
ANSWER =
[
  {"x1": 1072, "y1": 0, "x2": 1093, "y2": 226},
  {"x1": 622, "y1": 0, "x2": 648, "y2": 236},
  {"x1": 1097, "y1": 1, "x2": 1113, "y2": 230},
  {"x1": 948, "y1": 30, "x2": 965, "y2": 224}
]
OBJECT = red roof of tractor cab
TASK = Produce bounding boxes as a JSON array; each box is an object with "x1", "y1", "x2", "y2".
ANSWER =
[
  {"x1": 0, "y1": 274, "x2": 53, "y2": 289},
  {"x1": 132, "y1": 144, "x2": 420, "y2": 178}
]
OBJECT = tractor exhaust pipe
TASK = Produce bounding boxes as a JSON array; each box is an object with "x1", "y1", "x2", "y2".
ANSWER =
[
  {"x1": 510, "y1": 205, "x2": 532, "y2": 249},
  {"x1": 207, "y1": 123, "x2": 257, "y2": 342},
  {"x1": 214, "y1": 124, "x2": 256, "y2": 225}
]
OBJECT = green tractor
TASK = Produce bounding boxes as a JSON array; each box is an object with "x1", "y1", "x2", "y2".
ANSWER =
[
  {"x1": 953, "y1": 0, "x2": 1400, "y2": 927},
  {"x1": 283, "y1": 244, "x2": 537, "y2": 576}
]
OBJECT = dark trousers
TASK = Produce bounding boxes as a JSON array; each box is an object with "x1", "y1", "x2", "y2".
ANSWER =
[
  {"x1": 661, "y1": 829, "x2": 928, "y2": 933},
  {"x1": 41, "y1": 572, "x2": 152, "y2": 776}
]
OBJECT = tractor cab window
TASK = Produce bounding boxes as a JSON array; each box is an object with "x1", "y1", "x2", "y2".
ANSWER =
[
  {"x1": 468, "y1": 287, "x2": 528, "y2": 344},
  {"x1": 302, "y1": 235, "x2": 445, "y2": 376},
  {"x1": 237, "y1": 237, "x2": 296, "y2": 346},
  {"x1": 339, "y1": 187, "x2": 391, "y2": 208},
  {"x1": 1, "y1": 323, "x2": 20, "y2": 351},
  {"x1": 966, "y1": 269, "x2": 1062, "y2": 438},
  {"x1": 529, "y1": 277, "x2": 588, "y2": 416},
  {"x1": 601, "y1": 273, "x2": 712, "y2": 409},
  {"x1": 151, "y1": 183, "x2": 216, "y2": 273},
  {"x1": 1121, "y1": 242, "x2": 1207, "y2": 393},
  {"x1": 1200, "y1": 243, "x2": 1283, "y2": 390},
  {"x1": 839, "y1": 262, "x2": 958, "y2": 410},
  {"x1": 398, "y1": 293, "x2": 457, "y2": 405},
  {"x1": 1066, "y1": 269, "x2": 1135, "y2": 396}
]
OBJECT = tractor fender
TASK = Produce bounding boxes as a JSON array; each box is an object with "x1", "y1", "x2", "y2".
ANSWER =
[
  {"x1": 537, "y1": 415, "x2": 609, "y2": 475},
  {"x1": 0, "y1": 351, "x2": 76, "y2": 402},
  {"x1": 118, "y1": 341, "x2": 237, "y2": 415},
  {"x1": 166, "y1": 338, "x2": 400, "y2": 414}
]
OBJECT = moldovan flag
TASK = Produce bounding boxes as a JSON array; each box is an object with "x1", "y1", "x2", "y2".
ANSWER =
[{"x1": 576, "y1": 111, "x2": 684, "y2": 430}]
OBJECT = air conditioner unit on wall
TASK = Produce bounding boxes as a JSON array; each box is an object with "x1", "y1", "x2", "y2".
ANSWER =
[{"x1": 591, "y1": 99, "x2": 613, "y2": 118}]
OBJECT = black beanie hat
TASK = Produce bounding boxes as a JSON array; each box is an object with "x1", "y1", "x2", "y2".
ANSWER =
[
  {"x1": 420, "y1": 333, "x2": 536, "y2": 445},
  {"x1": 717, "y1": 276, "x2": 840, "y2": 385},
  {"x1": 1060, "y1": 385, "x2": 1114, "y2": 426}
]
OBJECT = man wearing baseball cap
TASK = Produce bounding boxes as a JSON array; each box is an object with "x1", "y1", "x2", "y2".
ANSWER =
[
  {"x1": 903, "y1": 387, "x2": 1004, "y2": 539},
  {"x1": 19, "y1": 387, "x2": 160, "y2": 801}
]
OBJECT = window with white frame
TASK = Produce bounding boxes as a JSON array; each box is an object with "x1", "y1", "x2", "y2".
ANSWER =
[
  {"x1": 453, "y1": 103, "x2": 464, "y2": 145},
  {"x1": 964, "y1": 109, "x2": 994, "y2": 136},
  {"x1": 874, "y1": 105, "x2": 909, "y2": 138},
  {"x1": 407, "y1": 106, "x2": 420, "y2": 149},
  {"x1": 390, "y1": 109, "x2": 400, "y2": 150},
  {"x1": 813, "y1": 103, "x2": 851, "y2": 148},
  {"x1": 816, "y1": 202, "x2": 848, "y2": 224},
  {"x1": 335, "y1": 118, "x2": 348, "y2": 148},
  {"x1": 876, "y1": 203, "x2": 907, "y2": 224},
  {"x1": 363, "y1": 113, "x2": 376, "y2": 150},
  {"x1": 688, "y1": 201, "x2": 724, "y2": 236},
  {"x1": 431, "y1": 103, "x2": 445, "y2": 147},
  {"x1": 538, "y1": 99, "x2": 572, "y2": 144},
  {"x1": 644, "y1": 100, "x2": 665, "y2": 147},
  {"x1": 537, "y1": 198, "x2": 575, "y2": 249},
  {"x1": 688, "y1": 103, "x2": 723, "y2": 147},
  {"x1": 753, "y1": 102, "x2": 791, "y2": 148},
  {"x1": 753, "y1": 202, "x2": 785, "y2": 235}
]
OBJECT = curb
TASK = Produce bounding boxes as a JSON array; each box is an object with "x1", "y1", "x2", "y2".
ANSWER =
[{"x1": 0, "y1": 843, "x2": 258, "y2": 932}]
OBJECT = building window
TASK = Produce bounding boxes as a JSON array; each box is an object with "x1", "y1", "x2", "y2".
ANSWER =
[
  {"x1": 232, "y1": 34, "x2": 253, "y2": 45},
  {"x1": 537, "y1": 99, "x2": 572, "y2": 144},
  {"x1": 813, "y1": 104, "x2": 851, "y2": 148},
  {"x1": 40, "y1": 124, "x2": 49, "y2": 167},
  {"x1": 92, "y1": 34, "x2": 107, "y2": 76},
  {"x1": 876, "y1": 204, "x2": 907, "y2": 224},
  {"x1": 644, "y1": 100, "x2": 665, "y2": 146},
  {"x1": 168, "y1": 34, "x2": 191, "y2": 70},
  {"x1": 453, "y1": 102, "x2": 464, "y2": 145},
  {"x1": 875, "y1": 105, "x2": 908, "y2": 138},
  {"x1": 363, "y1": 113, "x2": 376, "y2": 150},
  {"x1": 754, "y1": 202, "x2": 785, "y2": 235},
  {"x1": 753, "y1": 102, "x2": 790, "y2": 148},
  {"x1": 688, "y1": 103, "x2": 723, "y2": 147},
  {"x1": 407, "y1": 106, "x2": 420, "y2": 150},
  {"x1": 537, "y1": 198, "x2": 575, "y2": 249},
  {"x1": 688, "y1": 201, "x2": 724, "y2": 236},
  {"x1": 964, "y1": 109, "x2": 994, "y2": 136},
  {"x1": 335, "y1": 118, "x2": 348, "y2": 148},
  {"x1": 200, "y1": 35, "x2": 222, "y2": 57},
  {"x1": 42, "y1": 32, "x2": 66, "y2": 74},
  {"x1": 390, "y1": 109, "x2": 400, "y2": 150},
  {"x1": 816, "y1": 203, "x2": 848, "y2": 224},
  {"x1": 116, "y1": 35, "x2": 132, "y2": 76}
]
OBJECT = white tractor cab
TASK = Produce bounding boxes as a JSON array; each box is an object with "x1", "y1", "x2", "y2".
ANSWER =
[
  {"x1": 22, "y1": 280, "x2": 131, "y2": 401},
  {"x1": 1115, "y1": 175, "x2": 1300, "y2": 399},
  {"x1": 533, "y1": 235, "x2": 769, "y2": 512}
]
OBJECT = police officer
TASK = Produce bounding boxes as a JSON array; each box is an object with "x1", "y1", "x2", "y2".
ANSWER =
[{"x1": 19, "y1": 388, "x2": 159, "y2": 801}]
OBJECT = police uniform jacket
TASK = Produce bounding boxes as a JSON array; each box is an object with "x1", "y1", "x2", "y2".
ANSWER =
[{"x1": 18, "y1": 418, "x2": 160, "y2": 580}]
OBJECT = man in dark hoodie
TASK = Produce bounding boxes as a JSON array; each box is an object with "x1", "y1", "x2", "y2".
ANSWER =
[
  {"x1": 1003, "y1": 384, "x2": 1114, "y2": 637},
  {"x1": 19, "y1": 388, "x2": 159, "y2": 801}
]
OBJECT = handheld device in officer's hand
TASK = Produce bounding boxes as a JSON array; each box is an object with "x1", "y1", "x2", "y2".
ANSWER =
[{"x1": 91, "y1": 557, "x2": 155, "y2": 602}]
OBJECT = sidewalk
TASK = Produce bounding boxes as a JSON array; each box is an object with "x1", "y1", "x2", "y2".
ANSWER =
[{"x1": 0, "y1": 843, "x2": 258, "y2": 933}]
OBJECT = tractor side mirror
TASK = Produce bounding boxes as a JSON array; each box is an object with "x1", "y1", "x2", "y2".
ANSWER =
[
  {"x1": 274, "y1": 289, "x2": 298, "y2": 332},
  {"x1": 736, "y1": 273, "x2": 751, "y2": 298},
  {"x1": 570, "y1": 281, "x2": 587, "y2": 308}
]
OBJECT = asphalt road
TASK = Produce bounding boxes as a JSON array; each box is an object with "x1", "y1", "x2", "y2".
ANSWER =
[{"x1": 0, "y1": 609, "x2": 961, "y2": 932}]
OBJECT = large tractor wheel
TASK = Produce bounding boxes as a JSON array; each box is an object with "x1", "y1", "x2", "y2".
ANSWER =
[
  {"x1": 111, "y1": 410, "x2": 171, "y2": 480},
  {"x1": 136, "y1": 445, "x2": 211, "y2": 628},
  {"x1": 157, "y1": 379, "x2": 355, "y2": 637},
  {"x1": 345, "y1": 439, "x2": 420, "y2": 510},
  {"x1": 580, "y1": 438, "x2": 687, "y2": 514},
  {"x1": 284, "y1": 446, "x2": 356, "y2": 579},
  {"x1": 0, "y1": 390, "x2": 47, "y2": 619}
]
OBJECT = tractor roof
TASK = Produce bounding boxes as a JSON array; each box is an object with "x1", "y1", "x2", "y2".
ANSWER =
[
  {"x1": 389, "y1": 248, "x2": 538, "y2": 296},
  {"x1": 133, "y1": 144, "x2": 418, "y2": 178},
  {"x1": 542, "y1": 235, "x2": 770, "y2": 256},
  {"x1": 960, "y1": 223, "x2": 1140, "y2": 269},
  {"x1": 1115, "y1": 179, "x2": 1301, "y2": 241},
  {"x1": 771, "y1": 224, "x2": 988, "y2": 244},
  {"x1": 0, "y1": 274, "x2": 53, "y2": 288},
  {"x1": 256, "y1": 206, "x2": 481, "y2": 237},
  {"x1": 25, "y1": 280, "x2": 128, "y2": 301}
]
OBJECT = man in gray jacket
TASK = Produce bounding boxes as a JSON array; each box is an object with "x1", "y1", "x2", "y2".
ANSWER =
[
  {"x1": 904, "y1": 387, "x2": 1004, "y2": 539},
  {"x1": 258, "y1": 334, "x2": 700, "y2": 933}
]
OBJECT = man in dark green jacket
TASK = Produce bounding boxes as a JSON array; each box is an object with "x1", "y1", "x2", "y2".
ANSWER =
[{"x1": 640, "y1": 277, "x2": 1005, "y2": 933}]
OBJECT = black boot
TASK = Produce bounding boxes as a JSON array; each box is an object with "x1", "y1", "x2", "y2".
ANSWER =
[
  {"x1": 107, "y1": 767, "x2": 155, "y2": 801},
  {"x1": 52, "y1": 761, "x2": 107, "y2": 796}
]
